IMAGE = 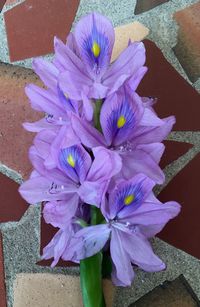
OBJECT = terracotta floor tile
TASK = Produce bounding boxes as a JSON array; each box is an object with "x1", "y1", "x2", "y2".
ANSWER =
[
  {"x1": 4, "y1": 0, "x2": 80, "y2": 62},
  {"x1": 138, "y1": 40, "x2": 200, "y2": 131},
  {"x1": 37, "y1": 215, "x2": 77, "y2": 267},
  {"x1": 0, "y1": 173, "x2": 28, "y2": 222},
  {"x1": 111, "y1": 21, "x2": 149, "y2": 61},
  {"x1": 158, "y1": 153, "x2": 200, "y2": 259},
  {"x1": 130, "y1": 275, "x2": 200, "y2": 307},
  {"x1": 0, "y1": 233, "x2": 6, "y2": 307},
  {"x1": 160, "y1": 140, "x2": 193, "y2": 169},
  {"x1": 0, "y1": 62, "x2": 42, "y2": 179},
  {"x1": 13, "y1": 273, "x2": 114, "y2": 307},
  {"x1": 173, "y1": 2, "x2": 200, "y2": 83},
  {"x1": 134, "y1": 0, "x2": 169, "y2": 15}
]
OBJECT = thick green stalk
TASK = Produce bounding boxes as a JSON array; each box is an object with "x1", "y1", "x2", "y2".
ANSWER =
[
  {"x1": 80, "y1": 99, "x2": 106, "y2": 307},
  {"x1": 80, "y1": 254, "x2": 105, "y2": 307}
]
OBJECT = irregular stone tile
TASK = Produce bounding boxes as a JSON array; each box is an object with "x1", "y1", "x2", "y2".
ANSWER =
[
  {"x1": 4, "y1": 0, "x2": 80, "y2": 62},
  {"x1": 0, "y1": 62, "x2": 41, "y2": 178},
  {"x1": 0, "y1": 233, "x2": 6, "y2": 307},
  {"x1": 0, "y1": 0, "x2": 6, "y2": 11},
  {"x1": 111, "y1": 21, "x2": 149, "y2": 61},
  {"x1": 134, "y1": 0, "x2": 170, "y2": 15},
  {"x1": 37, "y1": 215, "x2": 77, "y2": 267},
  {"x1": 158, "y1": 153, "x2": 200, "y2": 259},
  {"x1": 13, "y1": 273, "x2": 114, "y2": 307},
  {"x1": 138, "y1": 40, "x2": 200, "y2": 131},
  {"x1": 173, "y1": 2, "x2": 200, "y2": 83},
  {"x1": 130, "y1": 275, "x2": 200, "y2": 307},
  {"x1": 0, "y1": 173, "x2": 28, "y2": 222},
  {"x1": 160, "y1": 140, "x2": 193, "y2": 169}
]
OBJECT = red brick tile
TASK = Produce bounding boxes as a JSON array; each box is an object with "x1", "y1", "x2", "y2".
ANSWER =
[
  {"x1": 0, "y1": 233, "x2": 6, "y2": 307},
  {"x1": 0, "y1": 62, "x2": 42, "y2": 178},
  {"x1": 37, "y1": 215, "x2": 77, "y2": 267},
  {"x1": 4, "y1": 0, "x2": 80, "y2": 62},
  {"x1": 158, "y1": 153, "x2": 200, "y2": 259},
  {"x1": 160, "y1": 140, "x2": 193, "y2": 169},
  {"x1": 0, "y1": 173, "x2": 28, "y2": 222},
  {"x1": 134, "y1": 0, "x2": 169, "y2": 15},
  {"x1": 0, "y1": 0, "x2": 6, "y2": 11},
  {"x1": 138, "y1": 40, "x2": 200, "y2": 131},
  {"x1": 173, "y1": 2, "x2": 200, "y2": 83}
]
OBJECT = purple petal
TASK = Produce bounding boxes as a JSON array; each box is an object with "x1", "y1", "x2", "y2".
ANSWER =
[
  {"x1": 66, "y1": 32, "x2": 80, "y2": 57},
  {"x1": 19, "y1": 176, "x2": 72, "y2": 204},
  {"x1": 81, "y1": 92, "x2": 94, "y2": 121},
  {"x1": 89, "y1": 81, "x2": 109, "y2": 99},
  {"x1": 33, "y1": 130, "x2": 57, "y2": 159},
  {"x1": 136, "y1": 143, "x2": 165, "y2": 164},
  {"x1": 23, "y1": 118, "x2": 62, "y2": 133},
  {"x1": 74, "y1": 12, "x2": 114, "y2": 79},
  {"x1": 119, "y1": 200, "x2": 181, "y2": 227},
  {"x1": 121, "y1": 231, "x2": 166, "y2": 272},
  {"x1": 71, "y1": 114, "x2": 106, "y2": 148},
  {"x1": 59, "y1": 70, "x2": 91, "y2": 101},
  {"x1": 28, "y1": 146, "x2": 68, "y2": 184},
  {"x1": 133, "y1": 116, "x2": 176, "y2": 145},
  {"x1": 108, "y1": 174, "x2": 155, "y2": 220},
  {"x1": 126, "y1": 66, "x2": 148, "y2": 92},
  {"x1": 78, "y1": 180, "x2": 108, "y2": 206},
  {"x1": 70, "y1": 224, "x2": 111, "y2": 260},
  {"x1": 120, "y1": 149, "x2": 165, "y2": 184},
  {"x1": 43, "y1": 194, "x2": 79, "y2": 228},
  {"x1": 54, "y1": 37, "x2": 86, "y2": 75},
  {"x1": 25, "y1": 84, "x2": 66, "y2": 117},
  {"x1": 32, "y1": 58, "x2": 59, "y2": 91},
  {"x1": 42, "y1": 227, "x2": 72, "y2": 267},
  {"x1": 110, "y1": 228, "x2": 134, "y2": 286},
  {"x1": 87, "y1": 147, "x2": 122, "y2": 182},
  {"x1": 140, "y1": 106, "x2": 164, "y2": 127},
  {"x1": 100, "y1": 91, "x2": 144, "y2": 146},
  {"x1": 104, "y1": 42, "x2": 146, "y2": 92},
  {"x1": 59, "y1": 144, "x2": 92, "y2": 183}
]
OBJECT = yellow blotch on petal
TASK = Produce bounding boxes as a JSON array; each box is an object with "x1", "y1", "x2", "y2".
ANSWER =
[
  {"x1": 124, "y1": 194, "x2": 134, "y2": 205},
  {"x1": 67, "y1": 154, "x2": 75, "y2": 168},
  {"x1": 117, "y1": 115, "x2": 126, "y2": 128},
  {"x1": 92, "y1": 41, "x2": 101, "y2": 58}
]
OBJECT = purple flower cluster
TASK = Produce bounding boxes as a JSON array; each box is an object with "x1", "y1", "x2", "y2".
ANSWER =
[{"x1": 19, "y1": 12, "x2": 181, "y2": 286}]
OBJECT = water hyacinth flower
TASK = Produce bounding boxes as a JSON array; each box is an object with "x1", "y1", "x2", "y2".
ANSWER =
[
  {"x1": 67, "y1": 87, "x2": 175, "y2": 184},
  {"x1": 57, "y1": 12, "x2": 146, "y2": 101},
  {"x1": 19, "y1": 142, "x2": 122, "y2": 208},
  {"x1": 18, "y1": 10, "x2": 181, "y2": 306},
  {"x1": 64, "y1": 174, "x2": 180, "y2": 286}
]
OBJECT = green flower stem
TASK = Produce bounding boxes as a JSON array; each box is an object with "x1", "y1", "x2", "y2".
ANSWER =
[
  {"x1": 93, "y1": 99, "x2": 103, "y2": 132},
  {"x1": 80, "y1": 254, "x2": 106, "y2": 307},
  {"x1": 80, "y1": 99, "x2": 106, "y2": 307}
]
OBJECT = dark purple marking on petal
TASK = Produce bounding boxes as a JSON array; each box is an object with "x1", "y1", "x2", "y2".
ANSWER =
[
  {"x1": 106, "y1": 95, "x2": 136, "y2": 146},
  {"x1": 82, "y1": 21, "x2": 110, "y2": 76},
  {"x1": 57, "y1": 85, "x2": 78, "y2": 113},
  {"x1": 59, "y1": 145, "x2": 91, "y2": 183}
]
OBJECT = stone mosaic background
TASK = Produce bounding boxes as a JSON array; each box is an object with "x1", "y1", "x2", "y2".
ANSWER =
[{"x1": 0, "y1": 0, "x2": 199, "y2": 306}]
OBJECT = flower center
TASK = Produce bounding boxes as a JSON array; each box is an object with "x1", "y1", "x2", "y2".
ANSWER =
[
  {"x1": 67, "y1": 154, "x2": 75, "y2": 168},
  {"x1": 92, "y1": 41, "x2": 101, "y2": 57},
  {"x1": 117, "y1": 115, "x2": 126, "y2": 128},
  {"x1": 124, "y1": 194, "x2": 135, "y2": 205}
]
